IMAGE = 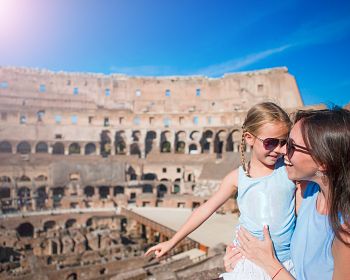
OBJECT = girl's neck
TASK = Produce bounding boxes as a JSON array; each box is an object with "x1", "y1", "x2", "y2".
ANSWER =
[{"x1": 248, "y1": 157, "x2": 275, "y2": 178}]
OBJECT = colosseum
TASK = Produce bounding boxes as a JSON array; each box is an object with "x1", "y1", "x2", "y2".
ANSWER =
[{"x1": 0, "y1": 66, "x2": 308, "y2": 279}]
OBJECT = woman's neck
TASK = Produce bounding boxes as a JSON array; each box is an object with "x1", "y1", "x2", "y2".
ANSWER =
[{"x1": 314, "y1": 177, "x2": 330, "y2": 215}]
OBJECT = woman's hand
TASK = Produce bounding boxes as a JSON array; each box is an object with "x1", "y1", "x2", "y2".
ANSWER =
[
  {"x1": 144, "y1": 240, "x2": 175, "y2": 258},
  {"x1": 237, "y1": 226, "x2": 283, "y2": 276},
  {"x1": 223, "y1": 243, "x2": 242, "y2": 272}
]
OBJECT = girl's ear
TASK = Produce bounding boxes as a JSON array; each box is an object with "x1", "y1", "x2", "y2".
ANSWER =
[{"x1": 244, "y1": 132, "x2": 255, "y2": 146}]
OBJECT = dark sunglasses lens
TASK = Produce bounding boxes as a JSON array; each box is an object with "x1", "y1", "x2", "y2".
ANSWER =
[
  {"x1": 263, "y1": 138, "x2": 279, "y2": 150},
  {"x1": 280, "y1": 140, "x2": 287, "y2": 147},
  {"x1": 286, "y1": 139, "x2": 294, "y2": 159}
]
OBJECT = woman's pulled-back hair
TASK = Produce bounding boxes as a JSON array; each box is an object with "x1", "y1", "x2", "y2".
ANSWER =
[
  {"x1": 294, "y1": 107, "x2": 350, "y2": 245},
  {"x1": 240, "y1": 102, "x2": 291, "y2": 176}
]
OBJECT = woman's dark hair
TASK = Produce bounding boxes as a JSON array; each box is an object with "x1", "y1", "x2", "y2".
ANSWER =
[{"x1": 294, "y1": 107, "x2": 350, "y2": 245}]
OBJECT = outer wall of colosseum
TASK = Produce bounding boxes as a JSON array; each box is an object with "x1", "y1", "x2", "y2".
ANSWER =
[{"x1": 0, "y1": 66, "x2": 310, "y2": 279}]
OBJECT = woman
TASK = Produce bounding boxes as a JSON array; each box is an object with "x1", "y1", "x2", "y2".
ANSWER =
[{"x1": 224, "y1": 108, "x2": 350, "y2": 279}]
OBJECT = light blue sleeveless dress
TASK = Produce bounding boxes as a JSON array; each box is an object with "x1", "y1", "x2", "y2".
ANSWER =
[
  {"x1": 290, "y1": 182, "x2": 334, "y2": 280},
  {"x1": 221, "y1": 158, "x2": 296, "y2": 279}
]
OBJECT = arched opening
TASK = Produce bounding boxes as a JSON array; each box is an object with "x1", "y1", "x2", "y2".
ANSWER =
[
  {"x1": 130, "y1": 143, "x2": 141, "y2": 157},
  {"x1": 113, "y1": 186, "x2": 124, "y2": 195},
  {"x1": 200, "y1": 130, "x2": 213, "y2": 153},
  {"x1": 16, "y1": 222, "x2": 34, "y2": 237},
  {"x1": 36, "y1": 186, "x2": 47, "y2": 209},
  {"x1": 0, "y1": 187, "x2": 10, "y2": 199},
  {"x1": 0, "y1": 141, "x2": 12, "y2": 153},
  {"x1": 142, "y1": 184, "x2": 153, "y2": 193},
  {"x1": 65, "y1": 219, "x2": 77, "y2": 229},
  {"x1": 100, "y1": 130, "x2": 111, "y2": 157},
  {"x1": 66, "y1": 273, "x2": 78, "y2": 280},
  {"x1": 17, "y1": 187, "x2": 31, "y2": 207},
  {"x1": 17, "y1": 141, "x2": 31, "y2": 154},
  {"x1": 157, "y1": 184, "x2": 167, "y2": 198},
  {"x1": 189, "y1": 144, "x2": 198, "y2": 154},
  {"x1": 161, "y1": 141, "x2": 171, "y2": 153},
  {"x1": 84, "y1": 143, "x2": 96, "y2": 155},
  {"x1": 214, "y1": 130, "x2": 226, "y2": 155},
  {"x1": 43, "y1": 220, "x2": 56, "y2": 231},
  {"x1": 35, "y1": 142, "x2": 48, "y2": 153},
  {"x1": 0, "y1": 176, "x2": 11, "y2": 183},
  {"x1": 52, "y1": 187, "x2": 65, "y2": 206},
  {"x1": 69, "y1": 143, "x2": 81, "y2": 155},
  {"x1": 18, "y1": 175, "x2": 30, "y2": 182},
  {"x1": 176, "y1": 141, "x2": 185, "y2": 153},
  {"x1": 142, "y1": 173, "x2": 157, "y2": 180},
  {"x1": 84, "y1": 186, "x2": 95, "y2": 197},
  {"x1": 145, "y1": 130, "x2": 157, "y2": 156},
  {"x1": 99, "y1": 186, "x2": 110, "y2": 199},
  {"x1": 52, "y1": 143, "x2": 64, "y2": 155},
  {"x1": 86, "y1": 218, "x2": 93, "y2": 227}
]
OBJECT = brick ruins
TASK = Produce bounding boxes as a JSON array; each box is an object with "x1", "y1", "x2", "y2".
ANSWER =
[{"x1": 0, "y1": 66, "x2": 306, "y2": 279}]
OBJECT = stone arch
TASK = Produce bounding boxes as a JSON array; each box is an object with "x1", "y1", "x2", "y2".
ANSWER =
[
  {"x1": 130, "y1": 143, "x2": 141, "y2": 157},
  {"x1": 36, "y1": 186, "x2": 47, "y2": 209},
  {"x1": 131, "y1": 130, "x2": 141, "y2": 142},
  {"x1": 142, "y1": 173, "x2": 157, "y2": 180},
  {"x1": 52, "y1": 187, "x2": 65, "y2": 206},
  {"x1": 16, "y1": 141, "x2": 31, "y2": 154},
  {"x1": 84, "y1": 186, "x2": 95, "y2": 197},
  {"x1": 100, "y1": 130, "x2": 111, "y2": 157},
  {"x1": 189, "y1": 130, "x2": 200, "y2": 141},
  {"x1": 226, "y1": 130, "x2": 239, "y2": 152},
  {"x1": 175, "y1": 131, "x2": 186, "y2": 153},
  {"x1": 0, "y1": 176, "x2": 11, "y2": 183},
  {"x1": 66, "y1": 273, "x2": 78, "y2": 280},
  {"x1": 214, "y1": 130, "x2": 227, "y2": 154},
  {"x1": 84, "y1": 143, "x2": 96, "y2": 155},
  {"x1": 200, "y1": 130, "x2": 214, "y2": 153},
  {"x1": 65, "y1": 219, "x2": 77, "y2": 229},
  {"x1": 157, "y1": 184, "x2": 167, "y2": 198},
  {"x1": 0, "y1": 141, "x2": 12, "y2": 153},
  {"x1": 115, "y1": 131, "x2": 126, "y2": 154},
  {"x1": 16, "y1": 222, "x2": 34, "y2": 237},
  {"x1": 145, "y1": 130, "x2": 157, "y2": 156},
  {"x1": 35, "y1": 175, "x2": 47, "y2": 181},
  {"x1": 189, "y1": 143, "x2": 198, "y2": 154},
  {"x1": 52, "y1": 142, "x2": 64, "y2": 155},
  {"x1": 86, "y1": 218, "x2": 93, "y2": 227},
  {"x1": 142, "y1": 184, "x2": 153, "y2": 193},
  {"x1": 160, "y1": 131, "x2": 172, "y2": 153},
  {"x1": 35, "y1": 142, "x2": 48, "y2": 153},
  {"x1": 113, "y1": 186, "x2": 124, "y2": 195},
  {"x1": 69, "y1": 143, "x2": 81, "y2": 155},
  {"x1": 18, "y1": 175, "x2": 31, "y2": 182},
  {"x1": 0, "y1": 187, "x2": 10, "y2": 199},
  {"x1": 98, "y1": 186, "x2": 110, "y2": 199},
  {"x1": 43, "y1": 220, "x2": 56, "y2": 231}
]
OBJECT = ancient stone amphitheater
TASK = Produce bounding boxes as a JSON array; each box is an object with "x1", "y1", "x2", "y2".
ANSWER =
[{"x1": 0, "y1": 66, "x2": 306, "y2": 279}]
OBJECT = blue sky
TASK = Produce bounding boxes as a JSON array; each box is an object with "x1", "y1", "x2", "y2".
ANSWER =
[{"x1": 0, "y1": 0, "x2": 349, "y2": 106}]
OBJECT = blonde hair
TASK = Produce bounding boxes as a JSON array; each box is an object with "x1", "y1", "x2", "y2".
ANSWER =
[{"x1": 240, "y1": 102, "x2": 292, "y2": 176}]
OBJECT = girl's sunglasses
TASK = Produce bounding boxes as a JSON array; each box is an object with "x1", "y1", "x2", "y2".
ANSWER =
[
  {"x1": 286, "y1": 137, "x2": 311, "y2": 160},
  {"x1": 251, "y1": 134, "x2": 287, "y2": 150}
]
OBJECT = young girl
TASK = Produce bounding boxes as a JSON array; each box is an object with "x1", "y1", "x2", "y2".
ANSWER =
[{"x1": 145, "y1": 102, "x2": 296, "y2": 279}]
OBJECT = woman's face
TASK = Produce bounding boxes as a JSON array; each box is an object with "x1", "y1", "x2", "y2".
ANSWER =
[{"x1": 283, "y1": 121, "x2": 319, "y2": 181}]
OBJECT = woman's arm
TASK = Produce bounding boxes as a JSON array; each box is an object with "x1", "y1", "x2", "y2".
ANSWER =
[
  {"x1": 332, "y1": 230, "x2": 350, "y2": 280},
  {"x1": 237, "y1": 226, "x2": 295, "y2": 280},
  {"x1": 145, "y1": 169, "x2": 239, "y2": 258}
]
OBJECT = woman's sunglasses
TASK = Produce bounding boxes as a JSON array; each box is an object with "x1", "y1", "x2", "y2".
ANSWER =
[
  {"x1": 251, "y1": 134, "x2": 287, "y2": 150},
  {"x1": 286, "y1": 137, "x2": 311, "y2": 160}
]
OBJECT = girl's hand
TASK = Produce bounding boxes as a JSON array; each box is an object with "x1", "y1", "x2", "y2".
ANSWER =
[
  {"x1": 144, "y1": 240, "x2": 174, "y2": 258},
  {"x1": 237, "y1": 226, "x2": 282, "y2": 275},
  {"x1": 223, "y1": 243, "x2": 242, "y2": 272}
]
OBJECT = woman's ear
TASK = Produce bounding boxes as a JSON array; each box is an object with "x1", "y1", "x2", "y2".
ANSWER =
[{"x1": 244, "y1": 132, "x2": 255, "y2": 146}]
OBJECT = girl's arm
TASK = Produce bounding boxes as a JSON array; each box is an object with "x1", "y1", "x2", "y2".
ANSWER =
[
  {"x1": 332, "y1": 229, "x2": 350, "y2": 280},
  {"x1": 145, "y1": 168, "x2": 239, "y2": 258}
]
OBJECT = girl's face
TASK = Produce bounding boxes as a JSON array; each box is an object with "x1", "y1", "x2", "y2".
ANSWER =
[
  {"x1": 245, "y1": 121, "x2": 289, "y2": 167},
  {"x1": 283, "y1": 121, "x2": 319, "y2": 181}
]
